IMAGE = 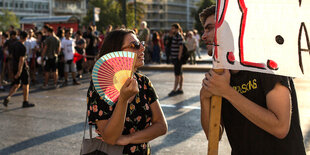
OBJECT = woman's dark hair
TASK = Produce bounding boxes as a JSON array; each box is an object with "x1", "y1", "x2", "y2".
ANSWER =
[{"x1": 98, "y1": 29, "x2": 135, "y2": 58}]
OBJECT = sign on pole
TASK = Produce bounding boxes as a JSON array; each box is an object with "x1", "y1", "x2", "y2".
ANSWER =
[{"x1": 94, "y1": 7, "x2": 101, "y2": 22}]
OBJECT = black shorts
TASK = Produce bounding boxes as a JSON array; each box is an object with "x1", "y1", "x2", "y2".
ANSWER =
[
  {"x1": 172, "y1": 59, "x2": 183, "y2": 76},
  {"x1": 12, "y1": 68, "x2": 29, "y2": 85},
  {"x1": 76, "y1": 59, "x2": 84, "y2": 71},
  {"x1": 44, "y1": 58, "x2": 58, "y2": 72}
]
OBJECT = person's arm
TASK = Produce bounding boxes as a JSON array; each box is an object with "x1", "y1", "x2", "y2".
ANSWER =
[
  {"x1": 15, "y1": 56, "x2": 25, "y2": 79},
  {"x1": 57, "y1": 41, "x2": 61, "y2": 55},
  {"x1": 115, "y1": 100, "x2": 168, "y2": 145},
  {"x1": 96, "y1": 78, "x2": 139, "y2": 145},
  {"x1": 178, "y1": 45, "x2": 183, "y2": 61},
  {"x1": 204, "y1": 70, "x2": 291, "y2": 139},
  {"x1": 200, "y1": 77, "x2": 224, "y2": 140},
  {"x1": 41, "y1": 45, "x2": 47, "y2": 64}
]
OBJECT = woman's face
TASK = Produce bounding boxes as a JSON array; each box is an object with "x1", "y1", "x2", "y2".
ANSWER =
[{"x1": 121, "y1": 33, "x2": 145, "y2": 69}]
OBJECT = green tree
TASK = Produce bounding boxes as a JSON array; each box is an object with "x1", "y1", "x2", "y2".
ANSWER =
[
  {"x1": 83, "y1": 0, "x2": 145, "y2": 31},
  {"x1": 0, "y1": 9, "x2": 19, "y2": 31},
  {"x1": 126, "y1": 1, "x2": 145, "y2": 29},
  {"x1": 192, "y1": 0, "x2": 215, "y2": 34}
]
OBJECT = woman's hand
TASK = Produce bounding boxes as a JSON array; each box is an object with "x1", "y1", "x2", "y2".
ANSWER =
[{"x1": 119, "y1": 78, "x2": 139, "y2": 103}]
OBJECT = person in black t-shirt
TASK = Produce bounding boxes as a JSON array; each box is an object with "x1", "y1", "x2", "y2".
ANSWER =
[
  {"x1": 199, "y1": 6, "x2": 306, "y2": 155},
  {"x1": 3, "y1": 31, "x2": 34, "y2": 108},
  {"x1": 3, "y1": 31, "x2": 18, "y2": 81},
  {"x1": 84, "y1": 26, "x2": 98, "y2": 73}
]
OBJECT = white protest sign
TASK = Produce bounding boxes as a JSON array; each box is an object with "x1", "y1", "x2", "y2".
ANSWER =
[{"x1": 213, "y1": 0, "x2": 310, "y2": 78}]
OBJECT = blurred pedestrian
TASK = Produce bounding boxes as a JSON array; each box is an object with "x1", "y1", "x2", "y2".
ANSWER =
[
  {"x1": 138, "y1": 21, "x2": 151, "y2": 64},
  {"x1": 84, "y1": 26, "x2": 98, "y2": 73},
  {"x1": 193, "y1": 29, "x2": 201, "y2": 59},
  {"x1": 75, "y1": 30, "x2": 86, "y2": 79},
  {"x1": 61, "y1": 29, "x2": 80, "y2": 86},
  {"x1": 151, "y1": 31, "x2": 161, "y2": 63},
  {"x1": 168, "y1": 23, "x2": 185, "y2": 97},
  {"x1": 185, "y1": 31, "x2": 198, "y2": 64},
  {"x1": 25, "y1": 29, "x2": 37, "y2": 85},
  {"x1": 41, "y1": 25, "x2": 61, "y2": 89},
  {"x1": 3, "y1": 31, "x2": 34, "y2": 108},
  {"x1": 163, "y1": 30, "x2": 173, "y2": 64},
  {"x1": 3, "y1": 30, "x2": 18, "y2": 81}
]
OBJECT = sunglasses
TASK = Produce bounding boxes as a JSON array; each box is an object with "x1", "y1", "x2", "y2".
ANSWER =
[{"x1": 122, "y1": 41, "x2": 145, "y2": 50}]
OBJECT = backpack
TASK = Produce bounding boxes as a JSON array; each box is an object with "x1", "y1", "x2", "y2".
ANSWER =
[{"x1": 181, "y1": 44, "x2": 189, "y2": 64}]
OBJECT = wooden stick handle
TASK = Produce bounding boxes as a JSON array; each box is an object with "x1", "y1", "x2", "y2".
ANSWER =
[{"x1": 207, "y1": 69, "x2": 224, "y2": 155}]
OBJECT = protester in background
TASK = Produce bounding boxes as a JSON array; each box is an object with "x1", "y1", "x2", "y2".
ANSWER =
[
  {"x1": 87, "y1": 29, "x2": 167, "y2": 154},
  {"x1": 105, "y1": 25, "x2": 113, "y2": 38},
  {"x1": 75, "y1": 30, "x2": 86, "y2": 79},
  {"x1": 199, "y1": 5, "x2": 306, "y2": 154},
  {"x1": 193, "y1": 29, "x2": 201, "y2": 59},
  {"x1": 61, "y1": 29, "x2": 80, "y2": 86},
  {"x1": 138, "y1": 21, "x2": 151, "y2": 64},
  {"x1": 41, "y1": 25, "x2": 61, "y2": 89},
  {"x1": 84, "y1": 26, "x2": 98, "y2": 73},
  {"x1": 3, "y1": 31, "x2": 34, "y2": 108},
  {"x1": 57, "y1": 28, "x2": 65, "y2": 83},
  {"x1": 3, "y1": 30, "x2": 18, "y2": 81},
  {"x1": 168, "y1": 23, "x2": 185, "y2": 97},
  {"x1": 25, "y1": 29, "x2": 38, "y2": 85},
  {"x1": 185, "y1": 31, "x2": 198, "y2": 65},
  {"x1": 151, "y1": 31, "x2": 161, "y2": 64},
  {"x1": 163, "y1": 30, "x2": 173, "y2": 64},
  {"x1": 0, "y1": 32, "x2": 6, "y2": 91}
]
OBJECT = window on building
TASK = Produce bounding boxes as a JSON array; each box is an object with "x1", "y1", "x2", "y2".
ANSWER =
[
  {"x1": 20, "y1": 2, "x2": 23, "y2": 9},
  {"x1": 15, "y1": 2, "x2": 18, "y2": 8},
  {"x1": 0, "y1": 2, "x2": 3, "y2": 7},
  {"x1": 25, "y1": 3, "x2": 28, "y2": 8}
]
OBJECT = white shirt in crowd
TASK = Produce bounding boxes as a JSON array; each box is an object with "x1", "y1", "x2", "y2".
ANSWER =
[
  {"x1": 194, "y1": 34, "x2": 200, "y2": 47},
  {"x1": 61, "y1": 38, "x2": 76, "y2": 61},
  {"x1": 25, "y1": 37, "x2": 37, "y2": 60}
]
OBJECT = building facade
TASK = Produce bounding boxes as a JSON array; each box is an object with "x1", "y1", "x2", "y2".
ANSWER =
[
  {"x1": 139, "y1": 0, "x2": 199, "y2": 31},
  {"x1": 0, "y1": 0, "x2": 87, "y2": 19}
]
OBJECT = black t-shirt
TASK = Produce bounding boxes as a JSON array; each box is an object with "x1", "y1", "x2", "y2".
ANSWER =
[
  {"x1": 222, "y1": 71, "x2": 305, "y2": 155},
  {"x1": 12, "y1": 41, "x2": 27, "y2": 73},
  {"x1": 4, "y1": 38, "x2": 18, "y2": 55}
]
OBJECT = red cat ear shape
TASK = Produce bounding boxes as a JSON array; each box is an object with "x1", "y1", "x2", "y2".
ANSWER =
[{"x1": 92, "y1": 51, "x2": 137, "y2": 106}]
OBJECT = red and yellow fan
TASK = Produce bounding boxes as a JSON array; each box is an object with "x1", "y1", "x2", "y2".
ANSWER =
[{"x1": 92, "y1": 51, "x2": 137, "y2": 106}]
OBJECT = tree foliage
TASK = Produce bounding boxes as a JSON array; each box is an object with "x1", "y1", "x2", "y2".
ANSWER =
[
  {"x1": 0, "y1": 9, "x2": 19, "y2": 31},
  {"x1": 192, "y1": 0, "x2": 215, "y2": 34},
  {"x1": 83, "y1": 0, "x2": 145, "y2": 31}
]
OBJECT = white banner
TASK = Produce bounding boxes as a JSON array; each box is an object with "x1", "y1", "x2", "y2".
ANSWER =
[
  {"x1": 214, "y1": 0, "x2": 310, "y2": 78},
  {"x1": 94, "y1": 7, "x2": 101, "y2": 22}
]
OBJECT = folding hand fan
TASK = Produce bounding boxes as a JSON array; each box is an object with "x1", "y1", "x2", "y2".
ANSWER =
[{"x1": 92, "y1": 51, "x2": 137, "y2": 106}]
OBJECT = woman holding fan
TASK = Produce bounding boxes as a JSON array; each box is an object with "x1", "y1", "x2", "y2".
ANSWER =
[{"x1": 86, "y1": 29, "x2": 168, "y2": 154}]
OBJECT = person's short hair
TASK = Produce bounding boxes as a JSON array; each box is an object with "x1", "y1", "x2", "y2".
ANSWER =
[
  {"x1": 19, "y1": 31, "x2": 28, "y2": 40},
  {"x1": 199, "y1": 5, "x2": 216, "y2": 25},
  {"x1": 65, "y1": 29, "x2": 70, "y2": 34},
  {"x1": 88, "y1": 26, "x2": 93, "y2": 32},
  {"x1": 10, "y1": 30, "x2": 17, "y2": 36},
  {"x1": 141, "y1": 21, "x2": 147, "y2": 27},
  {"x1": 43, "y1": 24, "x2": 50, "y2": 30},
  {"x1": 46, "y1": 25, "x2": 54, "y2": 33},
  {"x1": 2, "y1": 33, "x2": 8, "y2": 38},
  {"x1": 171, "y1": 23, "x2": 181, "y2": 30},
  {"x1": 76, "y1": 30, "x2": 82, "y2": 36}
]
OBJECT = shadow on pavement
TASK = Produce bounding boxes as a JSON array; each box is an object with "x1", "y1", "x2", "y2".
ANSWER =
[
  {"x1": 152, "y1": 95, "x2": 202, "y2": 153},
  {"x1": 0, "y1": 122, "x2": 84, "y2": 154}
]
